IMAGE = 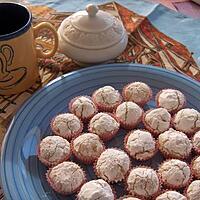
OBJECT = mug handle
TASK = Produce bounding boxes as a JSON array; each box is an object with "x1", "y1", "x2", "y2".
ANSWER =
[{"x1": 33, "y1": 22, "x2": 58, "y2": 59}]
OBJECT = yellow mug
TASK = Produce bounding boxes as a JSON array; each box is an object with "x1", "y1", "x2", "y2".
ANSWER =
[{"x1": 0, "y1": 2, "x2": 58, "y2": 95}]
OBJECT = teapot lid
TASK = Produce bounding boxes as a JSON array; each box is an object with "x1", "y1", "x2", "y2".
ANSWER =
[{"x1": 58, "y1": 4, "x2": 126, "y2": 50}]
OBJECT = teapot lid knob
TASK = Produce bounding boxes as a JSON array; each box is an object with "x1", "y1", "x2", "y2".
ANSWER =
[{"x1": 86, "y1": 4, "x2": 99, "y2": 17}]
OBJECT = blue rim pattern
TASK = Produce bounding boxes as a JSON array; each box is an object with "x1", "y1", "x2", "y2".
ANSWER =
[{"x1": 1, "y1": 64, "x2": 200, "y2": 200}]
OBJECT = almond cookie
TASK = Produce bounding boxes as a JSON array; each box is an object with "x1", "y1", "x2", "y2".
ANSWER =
[
  {"x1": 186, "y1": 180, "x2": 200, "y2": 200},
  {"x1": 95, "y1": 148, "x2": 131, "y2": 183},
  {"x1": 51, "y1": 113, "x2": 83, "y2": 140},
  {"x1": 158, "y1": 159, "x2": 191, "y2": 189},
  {"x1": 92, "y1": 86, "x2": 122, "y2": 112},
  {"x1": 89, "y1": 112, "x2": 119, "y2": 141},
  {"x1": 192, "y1": 130, "x2": 200, "y2": 154},
  {"x1": 156, "y1": 191, "x2": 186, "y2": 200},
  {"x1": 142, "y1": 108, "x2": 171, "y2": 136},
  {"x1": 173, "y1": 108, "x2": 200, "y2": 136},
  {"x1": 115, "y1": 102, "x2": 143, "y2": 129},
  {"x1": 71, "y1": 133, "x2": 105, "y2": 164},
  {"x1": 156, "y1": 89, "x2": 185, "y2": 113},
  {"x1": 124, "y1": 129, "x2": 157, "y2": 160},
  {"x1": 38, "y1": 136, "x2": 71, "y2": 166},
  {"x1": 69, "y1": 96, "x2": 97, "y2": 121},
  {"x1": 127, "y1": 167, "x2": 160, "y2": 199},
  {"x1": 191, "y1": 156, "x2": 200, "y2": 179},
  {"x1": 77, "y1": 179, "x2": 115, "y2": 200},
  {"x1": 47, "y1": 161, "x2": 86, "y2": 195},
  {"x1": 123, "y1": 82, "x2": 152, "y2": 106},
  {"x1": 158, "y1": 128, "x2": 192, "y2": 159}
]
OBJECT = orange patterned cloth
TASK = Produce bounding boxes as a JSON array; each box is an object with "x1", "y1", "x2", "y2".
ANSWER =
[{"x1": 0, "y1": 2, "x2": 199, "y2": 147}]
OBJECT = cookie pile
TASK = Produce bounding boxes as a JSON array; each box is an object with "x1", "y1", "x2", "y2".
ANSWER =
[{"x1": 37, "y1": 83, "x2": 200, "y2": 200}]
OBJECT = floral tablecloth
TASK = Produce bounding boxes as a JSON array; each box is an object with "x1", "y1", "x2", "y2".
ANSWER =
[{"x1": 0, "y1": 0, "x2": 200, "y2": 199}]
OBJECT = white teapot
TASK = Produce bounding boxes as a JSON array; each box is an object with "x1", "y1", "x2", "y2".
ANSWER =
[{"x1": 57, "y1": 4, "x2": 128, "y2": 64}]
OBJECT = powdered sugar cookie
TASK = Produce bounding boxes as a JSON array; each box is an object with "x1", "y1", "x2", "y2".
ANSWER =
[
  {"x1": 156, "y1": 89, "x2": 185, "y2": 113},
  {"x1": 173, "y1": 108, "x2": 200, "y2": 136},
  {"x1": 95, "y1": 148, "x2": 131, "y2": 183},
  {"x1": 115, "y1": 102, "x2": 143, "y2": 129},
  {"x1": 89, "y1": 112, "x2": 119, "y2": 141},
  {"x1": 143, "y1": 108, "x2": 171, "y2": 136},
  {"x1": 123, "y1": 82, "x2": 152, "y2": 106}
]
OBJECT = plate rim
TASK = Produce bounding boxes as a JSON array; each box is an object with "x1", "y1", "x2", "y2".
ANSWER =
[{"x1": 1, "y1": 63, "x2": 200, "y2": 199}]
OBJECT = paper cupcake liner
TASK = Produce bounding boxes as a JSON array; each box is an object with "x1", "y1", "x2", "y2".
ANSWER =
[
  {"x1": 157, "y1": 140, "x2": 191, "y2": 160},
  {"x1": 155, "y1": 89, "x2": 186, "y2": 114},
  {"x1": 158, "y1": 159, "x2": 192, "y2": 190},
  {"x1": 37, "y1": 145, "x2": 71, "y2": 167},
  {"x1": 94, "y1": 148, "x2": 131, "y2": 183},
  {"x1": 88, "y1": 113, "x2": 120, "y2": 141},
  {"x1": 50, "y1": 114, "x2": 83, "y2": 140},
  {"x1": 115, "y1": 108, "x2": 144, "y2": 130},
  {"x1": 191, "y1": 155, "x2": 200, "y2": 179},
  {"x1": 125, "y1": 166, "x2": 161, "y2": 200},
  {"x1": 46, "y1": 164, "x2": 87, "y2": 195},
  {"x1": 122, "y1": 83, "x2": 152, "y2": 107},
  {"x1": 69, "y1": 95, "x2": 98, "y2": 122},
  {"x1": 124, "y1": 130, "x2": 157, "y2": 161},
  {"x1": 184, "y1": 189, "x2": 189, "y2": 200},
  {"x1": 142, "y1": 109, "x2": 171, "y2": 137},
  {"x1": 172, "y1": 114, "x2": 199, "y2": 137},
  {"x1": 92, "y1": 90, "x2": 123, "y2": 112},
  {"x1": 71, "y1": 135, "x2": 105, "y2": 165}
]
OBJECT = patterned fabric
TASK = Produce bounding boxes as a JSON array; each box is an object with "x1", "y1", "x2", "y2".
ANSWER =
[{"x1": 0, "y1": 2, "x2": 199, "y2": 199}]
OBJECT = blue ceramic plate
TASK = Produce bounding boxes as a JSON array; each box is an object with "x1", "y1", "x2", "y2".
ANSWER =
[{"x1": 1, "y1": 64, "x2": 200, "y2": 200}]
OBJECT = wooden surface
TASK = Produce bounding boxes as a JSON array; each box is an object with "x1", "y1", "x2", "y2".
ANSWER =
[{"x1": 151, "y1": 0, "x2": 200, "y2": 17}]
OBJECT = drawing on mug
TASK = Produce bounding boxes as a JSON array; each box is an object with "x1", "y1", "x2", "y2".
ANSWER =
[{"x1": 0, "y1": 44, "x2": 27, "y2": 91}]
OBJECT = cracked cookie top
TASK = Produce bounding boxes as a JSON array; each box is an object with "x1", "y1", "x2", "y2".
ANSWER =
[
  {"x1": 158, "y1": 128, "x2": 192, "y2": 159},
  {"x1": 92, "y1": 86, "x2": 122, "y2": 111},
  {"x1": 186, "y1": 180, "x2": 200, "y2": 200},
  {"x1": 155, "y1": 191, "x2": 186, "y2": 200},
  {"x1": 72, "y1": 133, "x2": 104, "y2": 160},
  {"x1": 51, "y1": 113, "x2": 83, "y2": 140},
  {"x1": 191, "y1": 156, "x2": 200, "y2": 179},
  {"x1": 89, "y1": 113, "x2": 119, "y2": 140},
  {"x1": 173, "y1": 108, "x2": 200, "y2": 135},
  {"x1": 123, "y1": 82, "x2": 152, "y2": 106},
  {"x1": 143, "y1": 108, "x2": 171, "y2": 135},
  {"x1": 156, "y1": 89, "x2": 185, "y2": 113},
  {"x1": 118, "y1": 196, "x2": 141, "y2": 200},
  {"x1": 192, "y1": 130, "x2": 200, "y2": 153},
  {"x1": 127, "y1": 167, "x2": 160, "y2": 198},
  {"x1": 38, "y1": 136, "x2": 70, "y2": 166},
  {"x1": 115, "y1": 102, "x2": 143, "y2": 128},
  {"x1": 158, "y1": 159, "x2": 191, "y2": 188},
  {"x1": 47, "y1": 161, "x2": 85, "y2": 194},
  {"x1": 77, "y1": 179, "x2": 114, "y2": 200},
  {"x1": 125, "y1": 129, "x2": 156, "y2": 160},
  {"x1": 95, "y1": 148, "x2": 130, "y2": 182},
  {"x1": 69, "y1": 96, "x2": 97, "y2": 120}
]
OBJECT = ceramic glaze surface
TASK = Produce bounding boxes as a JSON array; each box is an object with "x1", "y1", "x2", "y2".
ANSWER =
[{"x1": 58, "y1": 4, "x2": 128, "y2": 63}]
